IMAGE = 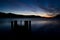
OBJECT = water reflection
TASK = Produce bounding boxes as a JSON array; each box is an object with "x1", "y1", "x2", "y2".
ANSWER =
[
  {"x1": 31, "y1": 21, "x2": 60, "y2": 32},
  {"x1": 0, "y1": 18, "x2": 60, "y2": 32}
]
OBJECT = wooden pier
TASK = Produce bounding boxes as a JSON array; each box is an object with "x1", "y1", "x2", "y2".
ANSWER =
[{"x1": 11, "y1": 20, "x2": 31, "y2": 33}]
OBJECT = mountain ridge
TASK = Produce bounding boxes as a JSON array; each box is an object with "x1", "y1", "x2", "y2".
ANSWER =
[
  {"x1": 0, "y1": 12, "x2": 42, "y2": 18},
  {"x1": 0, "y1": 12, "x2": 60, "y2": 19}
]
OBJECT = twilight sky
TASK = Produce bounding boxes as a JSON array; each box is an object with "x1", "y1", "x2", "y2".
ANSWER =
[{"x1": 0, "y1": 0, "x2": 60, "y2": 17}]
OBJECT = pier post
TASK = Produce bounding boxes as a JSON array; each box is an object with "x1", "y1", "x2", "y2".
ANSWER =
[
  {"x1": 14, "y1": 20, "x2": 17, "y2": 31},
  {"x1": 11, "y1": 21, "x2": 14, "y2": 30},
  {"x1": 24, "y1": 21, "x2": 29, "y2": 32},
  {"x1": 28, "y1": 21, "x2": 31, "y2": 32}
]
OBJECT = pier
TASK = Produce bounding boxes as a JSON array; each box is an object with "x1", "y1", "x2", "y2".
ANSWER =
[{"x1": 11, "y1": 20, "x2": 31, "y2": 34}]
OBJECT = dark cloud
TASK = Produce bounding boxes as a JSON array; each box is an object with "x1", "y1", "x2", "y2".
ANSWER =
[{"x1": 36, "y1": 0, "x2": 60, "y2": 14}]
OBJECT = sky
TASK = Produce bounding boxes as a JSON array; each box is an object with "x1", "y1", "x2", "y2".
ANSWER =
[{"x1": 0, "y1": 0, "x2": 60, "y2": 17}]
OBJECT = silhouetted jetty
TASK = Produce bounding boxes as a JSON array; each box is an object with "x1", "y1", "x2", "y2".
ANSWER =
[{"x1": 11, "y1": 20, "x2": 31, "y2": 34}]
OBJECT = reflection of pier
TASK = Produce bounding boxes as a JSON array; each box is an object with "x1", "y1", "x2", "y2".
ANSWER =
[{"x1": 11, "y1": 20, "x2": 31, "y2": 33}]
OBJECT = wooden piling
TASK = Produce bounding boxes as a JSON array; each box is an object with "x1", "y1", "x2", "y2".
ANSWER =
[
  {"x1": 11, "y1": 21, "x2": 13, "y2": 30},
  {"x1": 28, "y1": 21, "x2": 31, "y2": 32}
]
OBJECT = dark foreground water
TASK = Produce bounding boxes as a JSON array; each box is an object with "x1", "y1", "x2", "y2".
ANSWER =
[{"x1": 0, "y1": 18, "x2": 60, "y2": 39}]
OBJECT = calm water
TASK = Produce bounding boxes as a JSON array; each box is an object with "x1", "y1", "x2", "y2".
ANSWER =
[{"x1": 0, "y1": 18, "x2": 60, "y2": 33}]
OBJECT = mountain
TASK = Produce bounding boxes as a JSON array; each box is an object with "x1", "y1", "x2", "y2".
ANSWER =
[
  {"x1": 54, "y1": 15, "x2": 60, "y2": 18},
  {"x1": 0, "y1": 12, "x2": 60, "y2": 19},
  {"x1": 0, "y1": 12, "x2": 42, "y2": 18},
  {"x1": 49, "y1": 14, "x2": 60, "y2": 20}
]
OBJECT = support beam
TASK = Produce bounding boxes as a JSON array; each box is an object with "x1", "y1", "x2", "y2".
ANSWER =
[
  {"x1": 11, "y1": 21, "x2": 14, "y2": 30},
  {"x1": 14, "y1": 20, "x2": 17, "y2": 31},
  {"x1": 28, "y1": 21, "x2": 31, "y2": 32},
  {"x1": 24, "y1": 21, "x2": 29, "y2": 32}
]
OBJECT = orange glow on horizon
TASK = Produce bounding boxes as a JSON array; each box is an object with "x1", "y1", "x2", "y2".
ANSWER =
[
  {"x1": 41, "y1": 16, "x2": 53, "y2": 18},
  {"x1": 37, "y1": 14, "x2": 54, "y2": 18}
]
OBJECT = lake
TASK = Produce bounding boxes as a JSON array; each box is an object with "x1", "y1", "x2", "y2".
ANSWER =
[{"x1": 0, "y1": 18, "x2": 60, "y2": 36}]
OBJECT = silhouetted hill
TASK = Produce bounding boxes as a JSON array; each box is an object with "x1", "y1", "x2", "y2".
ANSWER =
[
  {"x1": 0, "y1": 12, "x2": 42, "y2": 18},
  {"x1": 54, "y1": 15, "x2": 60, "y2": 18},
  {"x1": 0, "y1": 12, "x2": 60, "y2": 19}
]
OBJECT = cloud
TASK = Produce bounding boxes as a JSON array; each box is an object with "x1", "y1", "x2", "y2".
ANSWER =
[
  {"x1": 0, "y1": 0, "x2": 60, "y2": 17},
  {"x1": 36, "y1": 0, "x2": 60, "y2": 15}
]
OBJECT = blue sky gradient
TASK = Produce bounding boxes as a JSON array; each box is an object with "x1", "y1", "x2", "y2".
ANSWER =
[{"x1": 0, "y1": 0, "x2": 60, "y2": 17}]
